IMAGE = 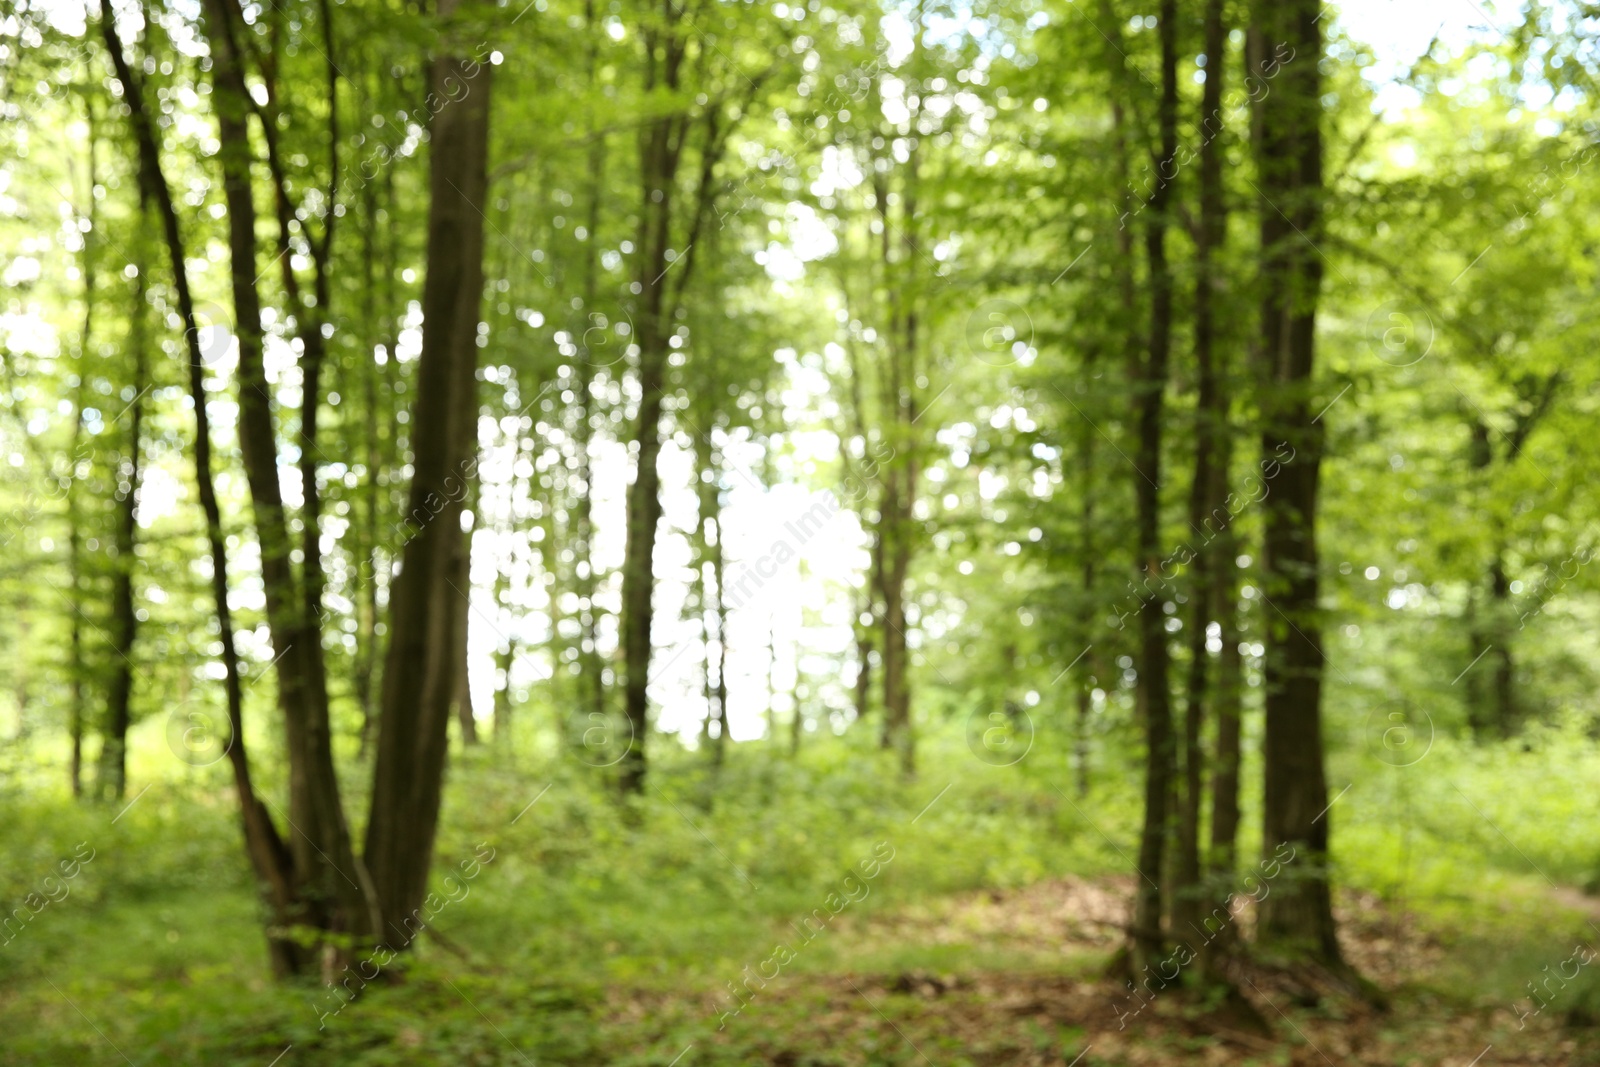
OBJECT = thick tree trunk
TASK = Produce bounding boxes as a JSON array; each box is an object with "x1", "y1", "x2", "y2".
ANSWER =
[
  {"x1": 1252, "y1": 0, "x2": 1342, "y2": 967},
  {"x1": 1175, "y1": 0, "x2": 1230, "y2": 955},
  {"x1": 100, "y1": 0, "x2": 300, "y2": 975},
  {"x1": 366, "y1": 0, "x2": 493, "y2": 939},
  {"x1": 1130, "y1": 0, "x2": 1179, "y2": 977}
]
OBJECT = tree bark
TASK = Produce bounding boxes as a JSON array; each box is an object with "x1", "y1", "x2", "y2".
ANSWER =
[
  {"x1": 1130, "y1": 0, "x2": 1179, "y2": 977},
  {"x1": 365, "y1": 0, "x2": 493, "y2": 940},
  {"x1": 68, "y1": 100, "x2": 95, "y2": 801},
  {"x1": 618, "y1": 4, "x2": 693, "y2": 793},
  {"x1": 101, "y1": 231, "x2": 149, "y2": 803},
  {"x1": 202, "y1": 0, "x2": 376, "y2": 966},
  {"x1": 1175, "y1": 0, "x2": 1230, "y2": 955},
  {"x1": 354, "y1": 162, "x2": 384, "y2": 756},
  {"x1": 1251, "y1": 0, "x2": 1342, "y2": 966},
  {"x1": 1074, "y1": 385, "x2": 1096, "y2": 800},
  {"x1": 872, "y1": 139, "x2": 920, "y2": 778},
  {"x1": 575, "y1": 0, "x2": 608, "y2": 727},
  {"x1": 454, "y1": 543, "x2": 480, "y2": 746},
  {"x1": 100, "y1": 0, "x2": 300, "y2": 975},
  {"x1": 694, "y1": 427, "x2": 728, "y2": 767}
]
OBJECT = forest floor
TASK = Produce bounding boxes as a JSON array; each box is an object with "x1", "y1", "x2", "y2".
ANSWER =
[
  {"x1": 4, "y1": 737, "x2": 1600, "y2": 1065},
  {"x1": 601, "y1": 875, "x2": 1600, "y2": 1067}
]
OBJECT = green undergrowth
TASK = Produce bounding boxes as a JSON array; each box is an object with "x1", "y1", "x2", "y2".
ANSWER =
[{"x1": 1, "y1": 718, "x2": 1598, "y2": 1064}]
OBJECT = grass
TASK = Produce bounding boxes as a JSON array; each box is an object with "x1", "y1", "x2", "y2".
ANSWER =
[{"x1": 1, "y1": 716, "x2": 1598, "y2": 1064}]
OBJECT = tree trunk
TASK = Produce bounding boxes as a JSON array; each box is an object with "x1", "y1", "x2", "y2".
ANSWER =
[
  {"x1": 354, "y1": 158, "x2": 384, "y2": 757},
  {"x1": 100, "y1": 0, "x2": 300, "y2": 975},
  {"x1": 618, "y1": 10, "x2": 690, "y2": 794},
  {"x1": 454, "y1": 491, "x2": 479, "y2": 748},
  {"x1": 68, "y1": 101, "x2": 95, "y2": 800},
  {"x1": 101, "y1": 233, "x2": 149, "y2": 803},
  {"x1": 366, "y1": 0, "x2": 492, "y2": 941},
  {"x1": 1208, "y1": 577, "x2": 1244, "y2": 882},
  {"x1": 694, "y1": 427, "x2": 728, "y2": 767},
  {"x1": 879, "y1": 526, "x2": 913, "y2": 770},
  {"x1": 1251, "y1": 0, "x2": 1342, "y2": 967},
  {"x1": 1175, "y1": 0, "x2": 1230, "y2": 955},
  {"x1": 1488, "y1": 558, "x2": 1515, "y2": 734},
  {"x1": 1130, "y1": 0, "x2": 1179, "y2": 978},
  {"x1": 789, "y1": 650, "x2": 804, "y2": 757},
  {"x1": 1074, "y1": 386, "x2": 1096, "y2": 800},
  {"x1": 202, "y1": 0, "x2": 376, "y2": 966},
  {"x1": 872, "y1": 138, "x2": 920, "y2": 778},
  {"x1": 493, "y1": 616, "x2": 515, "y2": 747},
  {"x1": 575, "y1": 0, "x2": 608, "y2": 727}
]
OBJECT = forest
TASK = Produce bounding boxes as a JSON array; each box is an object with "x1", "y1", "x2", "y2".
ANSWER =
[{"x1": 3, "y1": 0, "x2": 1600, "y2": 1062}]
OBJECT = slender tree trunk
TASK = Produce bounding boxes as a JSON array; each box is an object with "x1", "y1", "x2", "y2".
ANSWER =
[
  {"x1": 101, "y1": 238, "x2": 149, "y2": 803},
  {"x1": 853, "y1": 619, "x2": 874, "y2": 729},
  {"x1": 1465, "y1": 422, "x2": 1517, "y2": 739},
  {"x1": 68, "y1": 431, "x2": 86, "y2": 799},
  {"x1": 1074, "y1": 381, "x2": 1096, "y2": 799},
  {"x1": 618, "y1": 12, "x2": 689, "y2": 793},
  {"x1": 879, "y1": 529, "x2": 912, "y2": 767},
  {"x1": 100, "y1": 0, "x2": 300, "y2": 975},
  {"x1": 766, "y1": 616, "x2": 779, "y2": 742},
  {"x1": 789, "y1": 643, "x2": 804, "y2": 757},
  {"x1": 68, "y1": 101, "x2": 95, "y2": 800},
  {"x1": 354, "y1": 160, "x2": 383, "y2": 756},
  {"x1": 574, "y1": 0, "x2": 607, "y2": 727},
  {"x1": 1209, "y1": 575, "x2": 1244, "y2": 886},
  {"x1": 1130, "y1": 0, "x2": 1179, "y2": 977},
  {"x1": 694, "y1": 427, "x2": 728, "y2": 767},
  {"x1": 492, "y1": 563, "x2": 515, "y2": 746},
  {"x1": 456, "y1": 629, "x2": 480, "y2": 745},
  {"x1": 1252, "y1": 0, "x2": 1342, "y2": 967},
  {"x1": 845, "y1": 336, "x2": 879, "y2": 735},
  {"x1": 1095, "y1": 0, "x2": 1136, "y2": 809},
  {"x1": 454, "y1": 535, "x2": 480, "y2": 746},
  {"x1": 872, "y1": 147, "x2": 919, "y2": 777},
  {"x1": 366, "y1": 0, "x2": 493, "y2": 940},
  {"x1": 202, "y1": 0, "x2": 376, "y2": 965},
  {"x1": 1489, "y1": 558, "x2": 1515, "y2": 734},
  {"x1": 711, "y1": 528, "x2": 729, "y2": 765}
]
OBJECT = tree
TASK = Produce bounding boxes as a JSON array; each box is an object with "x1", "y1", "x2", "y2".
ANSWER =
[
  {"x1": 98, "y1": 201, "x2": 148, "y2": 803},
  {"x1": 201, "y1": 0, "x2": 378, "y2": 962},
  {"x1": 1251, "y1": 0, "x2": 1342, "y2": 968},
  {"x1": 366, "y1": 0, "x2": 495, "y2": 935},
  {"x1": 99, "y1": 0, "x2": 302, "y2": 975},
  {"x1": 1177, "y1": 0, "x2": 1243, "y2": 963},
  {"x1": 1129, "y1": 0, "x2": 1178, "y2": 978}
]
